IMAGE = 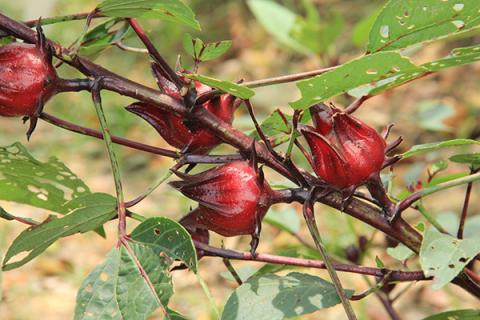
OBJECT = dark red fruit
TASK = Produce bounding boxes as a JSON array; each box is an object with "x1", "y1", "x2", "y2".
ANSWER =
[
  {"x1": 126, "y1": 80, "x2": 236, "y2": 154},
  {"x1": 0, "y1": 41, "x2": 57, "y2": 118},
  {"x1": 171, "y1": 161, "x2": 276, "y2": 254},
  {"x1": 300, "y1": 104, "x2": 386, "y2": 189}
]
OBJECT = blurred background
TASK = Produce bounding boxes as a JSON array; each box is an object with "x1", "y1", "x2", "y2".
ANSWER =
[{"x1": 0, "y1": 0, "x2": 479, "y2": 319}]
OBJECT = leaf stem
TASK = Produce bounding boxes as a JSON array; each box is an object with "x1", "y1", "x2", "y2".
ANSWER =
[{"x1": 458, "y1": 168, "x2": 477, "y2": 239}]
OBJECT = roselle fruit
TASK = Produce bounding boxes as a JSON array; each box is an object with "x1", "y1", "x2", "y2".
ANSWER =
[
  {"x1": 171, "y1": 160, "x2": 278, "y2": 255},
  {"x1": 0, "y1": 27, "x2": 58, "y2": 138},
  {"x1": 300, "y1": 104, "x2": 387, "y2": 189},
  {"x1": 179, "y1": 210, "x2": 210, "y2": 259},
  {"x1": 126, "y1": 77, "x2": 236, "y2": 154}
]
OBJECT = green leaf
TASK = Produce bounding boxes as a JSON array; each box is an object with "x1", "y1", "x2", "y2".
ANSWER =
[
  {"x1": 249, "y1": 109, "x2": 292, "y2": 146},
  {"x1": 220, "y1": 265, "x2": 259, "y2": 283},
  {"x1": 165, "y1": 309, "x2": 188, "y2": 320},
  {"x1": 402, "y1": 139, "x2": 480, "y2": 158},
  {"x1": 450, "y1": 153, "x2": 480, "y2": 167},
  {"x1": 387, "y1": 244, "x2": 415, "y2": 261},
  {"x1": 0, "y1": 142, "x2": 91, "y2": 214},
  {"x1": 97, "y1": 0, "x2": 200, "y2": 30},
  {"x1": 422, "y1": 309, "x2": 480, "y2": 320},
  {"x1": 264, "y1": 208, "x2": 300, "y2": 234},
  {"x1": 130, "y1": 217, "x2": 198, "y2": 272},
  {"x1": 221, "y1": 272, "x2": 353, "y2": 320},
  {"x1": 420, "y1": 228, "x2": 480, "y2": 289},
  {"x1": 79, "y1": 18, "x2": 130, "y2": 58},
  {"x1": 2, "y1": 193, "x2": 116, "y2": 270},
  {"x1": 375, "y1": 255, "x2": 385, "y2": 268},
  {"x1": 74, "y1": 243, "x2": 173, "y2": 320},
  {"x1": 0, "y1": 206, "x2": 39, "y2": 225},
  {"x1": 290, "y1": 52, "x2": 422, "y2": 110},
  {"x1": 247, "y1": 0, "x2": 309, "y2": 54},
  {"x1": 182, "y1": 33, "x2": 232, "y2": 62},
  {"x1": 350, "y1": 44, "x2": 480, "y2": 98},
  {"x1": 429, "y1": 160, "x2": 449, "y2": 176},
  {"x1": 183, "y1": 74, "x2": 255, "y2": 99},
  {"x1": 368, "y1": 0, "x2": 480, "y2": 53}
]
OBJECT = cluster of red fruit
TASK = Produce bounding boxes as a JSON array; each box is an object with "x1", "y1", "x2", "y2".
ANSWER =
[{"x1": 0, "y1": 28, "x2": 389, "y2": 257}]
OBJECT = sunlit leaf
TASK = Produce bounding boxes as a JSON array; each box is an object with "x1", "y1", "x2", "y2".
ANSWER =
[
  {"x1": 221, "y1": 272, "x2": 353, "y2": 320},
  {"x1": 420, "y1": 228, "x2": 480, "y2": 289},
  {"x1": 183, "y1": 74, "x2": 254, "y2": 99},
  {"x1": 97, "y1": 0, "x2": 200, "y2": 30},
  {"x1": 368, "y1": 0, "x2": 480, "y2": 52}
]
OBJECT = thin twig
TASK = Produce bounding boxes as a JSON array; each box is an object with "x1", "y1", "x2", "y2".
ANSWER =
[
  {"x1": 458, "y1": 168, "x2": 477, "y2": 239},
  {"x1": 195, "y1": 241, "x2": 428, "y2": 281},
  {"x1": 114, "y1": 41, "x2": 149, "y2": 54},
  {"x1": 223, "y1": 258, "x2": 243, "y2": 285},
  {"x1": 345, "y1": 96, "x2": 370, "y2": 114}
]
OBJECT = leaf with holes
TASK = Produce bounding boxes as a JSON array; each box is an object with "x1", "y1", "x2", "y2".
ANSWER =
[
  {"x1": 350, "y1": 44, "x2": 480, "y2": 98},
  {"x1": 0, "y1": 142, "x2": 91, "y2": 214},
  {"x1": 368, "y1": 0, "x2": 480, "y2": 53},
  {"x1": 420, "y1": 228, "x2": 480, "y2": 289},
  {"x1": 2, "y1": 193, "x2": 116, "y2": 270},
  {"x1": 74, "y1": 243, "x2": 173, "y2": 320},
  {"x1": 183, "y1": 74, "x2": 254, "y2": 99},
  {"x1": 402, "y1": 139, "x2": 480, "y2": 158},
  {"x1": 97, "y1": 0, "x2": 200, "y2": 30},
  {"x1": 221, "y1": 272, "x2": 353, "y2": 320},
  {"x1": 290, "y1": 51, "x2": 423, "y2": 110},
  {"x1": 422, "y1": 309, "x2": 480, "y2": 320},
  {"x1": 130, "y1": 217, "x2": 198, "y2": 272}
]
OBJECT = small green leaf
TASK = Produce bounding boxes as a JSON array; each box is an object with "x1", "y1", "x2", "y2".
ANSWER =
[
  {"x1": 97, "y1": 0, "x2": 200, "y2": 30},
  {"x1": 182, "y1": 34, "x2": 232, "y2": 62},
  {"x1": 221, "y1": 272, "x2": 353, "y2": 320},
  {"x1": 420, "y1": 228, "x2": 480, "y2": 289},
  {"x1": 387, "y1": 244, "x2": 415, "y2": 261},
  {"x1": 2, "y1": 193, "x2": 116, "y2": 270},
  {"x1": 422, "y1": 309, "x2": 480, "y2": 320},
  {"x1": 290, "y1": 52, "x2": 423, "y2": 110},
  {"x1": 264, "y1": 208, "x2": 300, "y2": 234},
  {"x1": 402, "y1": 139, "x2": 480, "y2": 158},
  {"x1": 368, "y1": 1, "x2": 480, "y2": 52},
  {"x1": 79, "y1": 18, "x2": 130, "y2": 58},
  {"x1": 247, "y1": 0, "x2": 309, "y2": 54},
  {"x1": 375, "y1": 256, "x2": 385, "y2": 268},
  {"x1": 429, "y1": 160, "x2": 449, "y2": 176},
  {"x1": 249, "y1": 109, "x2": 292, "y2": 146},
  {"x1": 0, "y1": 142, "x2": 91, "y2": 214},
  {"x1": 74, "y1": 243, "x2": 173, "y2": 320},
  {"x1": 130, "y1": 217, "x2": 198, "y2": 272},
  {"x1": 183, "y1": 74, "x2": 254, "y2": 99}
]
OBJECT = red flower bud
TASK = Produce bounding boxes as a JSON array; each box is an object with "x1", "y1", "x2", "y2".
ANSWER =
[
  {"x1": 171, "y1": 161, "x2": 273, "y2": 237},
  {"x1": 126, "y1": 80, "x2": 236, "y2": 154},
  {"x1": 300, "y1": 104, "x2": 386, "y2": 189},
  {"x1": 0, "y1": 41, "x2": 57, "y2": 118}
]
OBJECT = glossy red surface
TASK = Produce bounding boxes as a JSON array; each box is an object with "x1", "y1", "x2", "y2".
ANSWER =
[
  {"x1": 0, "y1": 42, "x2": 57, "y2": 117},
  {"x1": 127, "y1": 80, "x2": 236, "y2": 154},
  {"x1": 171, "y1": 161, "x2": 273, "y2": 237},
  {"x1": 302, "y1": 104, "x2": 386, "y2": 188}
]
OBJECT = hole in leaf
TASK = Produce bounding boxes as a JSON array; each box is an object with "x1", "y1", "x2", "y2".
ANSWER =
[{"x1": 154, "y1": 228, "x2": 161, "y2": 235}]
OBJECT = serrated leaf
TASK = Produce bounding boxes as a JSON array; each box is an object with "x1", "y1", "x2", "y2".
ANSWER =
[
  {"x1": 264, "y1": 208, "x2": 300, "y2": 234},
  {"x1": 130, "y1": 217, "x2": 197, "y2": 272},
  {"x1": 221, "y1": 272, "x2": 353, "y2": 320},
  {"x1": 247, "y1": 0, "x2": 310, "y2": 54},
  {"x1": 79, "y1": 18, "x2": 130, "y2": 58},
  {"x1": 290, "y1": 52, "x2": 423, "y2": 110},
  {"x1": 97, "y1": 0, "x2": 200, "y2": 30},
  {"x1": 74, "y1": 243, "x2": 173, "y2": 320},
  {"x1": 368, "y1": 0, "x2": 480, "y2": 53},
  {"x1": 2, "y1": 193, "x2": 116, "y2": 270},
  {"x1": 420, "y1": 228, "x2": 480, "y2": 289},
  {"x1": 402, "y1": 139, "x2": 480, "y2": 158},
  {"x1": 183, "y1": 74, "x2": 254, "y2": 99},
  {"x1": 387, "y1": 244, "x2": 415, "y2": 261},
  {"x1": 0, "y1": 142, "x2": 91, "y2": 214},
  {"x1": 422, "y1": 309, "x2": 480, "y2": 320}
]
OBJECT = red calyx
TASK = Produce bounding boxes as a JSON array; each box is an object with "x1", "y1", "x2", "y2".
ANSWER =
[
  {"x1": 179, "y1": 211, "x2": 210, "y2": 259},
  {"x1": 0, "y1": 41, "x2": 57, "y2": 118},
  {"x1": 300, "y1": 103, "x2": 386, "y2": 189},
  {"x1": 171, "y1": 160, "x2": 274, "y2": 254},
  {"x1": 126, "y1": 76, "x2": 236, "y2": 154}
]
